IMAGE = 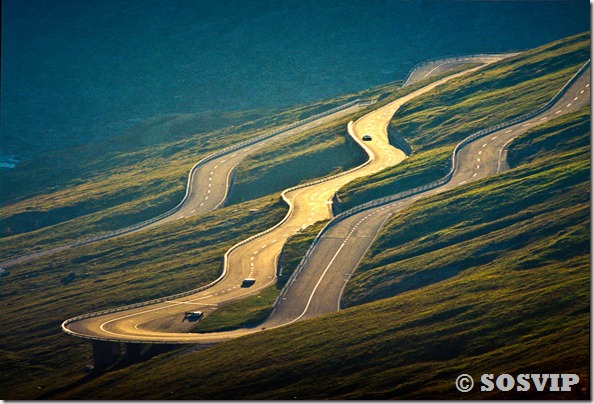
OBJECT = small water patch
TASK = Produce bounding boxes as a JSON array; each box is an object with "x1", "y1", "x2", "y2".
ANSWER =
[{"x1": 0, "y1": 155, "x2": 20, "y2": 169}]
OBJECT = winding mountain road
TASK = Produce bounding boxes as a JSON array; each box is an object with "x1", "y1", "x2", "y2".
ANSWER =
[
  {"x1": 268, "y1": 64, "x2": 590, "y2": 324},
  {"x1": 62, "y1": 56, "x2": 510, "y2": 344}
]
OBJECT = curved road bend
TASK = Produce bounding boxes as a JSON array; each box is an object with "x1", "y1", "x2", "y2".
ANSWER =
[
  {"x1": 269, "y1": 66, "x2": 591, "y2": 325},
  {"x1": 64, "y1": 57, "x2": 507, "y2": 343},
  {"x1": 0, "y1": 102, "x2": 365, "y2": 269}
]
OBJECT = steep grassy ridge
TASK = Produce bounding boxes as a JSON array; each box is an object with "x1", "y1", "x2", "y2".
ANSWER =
[
  {"x1": 49, "y1": 104, "x2": 589, "y2": 400},
  {"x1": 335, "y1": 32, "x2": 589, "y2": 210},
  {"x1": 0, "y1": 195, "x2": 286, "y2": 399},
  {"x1": 228, "y1": 121, "x2": 366, "y2": 204}
]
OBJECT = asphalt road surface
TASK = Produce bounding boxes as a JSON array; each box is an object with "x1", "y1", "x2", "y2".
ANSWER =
[{"x1": 63, "y1": 57, "x2": 511, "y2": 343}]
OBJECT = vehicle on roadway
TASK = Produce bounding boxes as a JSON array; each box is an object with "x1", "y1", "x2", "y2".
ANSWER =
[
  {"x1": 362, "y1": 134, "x2": 372, "y2": 141},
  {"x1": 184, "y1": 311, "x2": 204, "y2": 320},
  {"x1": 241, "y1": 278, "x2": 256, "y2": 287}
]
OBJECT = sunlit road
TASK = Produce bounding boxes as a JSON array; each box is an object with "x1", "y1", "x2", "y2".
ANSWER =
[
  {"x1": 63, "y1": 58, "x2": 506, "y2": 343},
  {"x1": 268, "y1": 65, "x2": 590, "y2": 324}
]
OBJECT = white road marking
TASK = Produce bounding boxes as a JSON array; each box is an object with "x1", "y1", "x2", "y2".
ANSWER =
[
  {"x1": 478, "y1": 151, "x2": 482, "y2": 155},
  {"x1": 458, "y1": 180, "x2": 467, "y2": 185},
  {"x1": 476, "y1": 165, "x2": 480, "y2": 169},
  {"x1": 472, "y1": 173, "x2": 477, "y2": 178},
  {"x1": 522, "y1": 123, "x2": 530, "y2": 127},
  {"x1": 200, "y1": 203, "x2": 204, "y2": 207},
  {"x1": 191, "y1": 209, "x2": 196, "y2": 213},
  {"x1": 477, "y1": 158, "x2": 481, "y2": 162},
  {"x1": 574, "y1": 97, "x2": 579, "y2": 101},
  {"x1": 556, "y1": 110, "x2": 562, "y2": 114},
  {"x1": 567, "y1": 103, "x2": 572, "y2": 107},
  {"x1": 482, "y1": 143, "x2": 487, "y2": 147},
  {"x1": 505, "y1": 130, "x2": 513, "y2": 133},
  {"x1": 288, "y1": 230, "x2": 361, "y2": 325},
  {"x1": 491, "y1": 136, "x2": 498, "y2": 140},
  {"x1": 540, "y1": 117, "x2": 547, "y2": 121}
]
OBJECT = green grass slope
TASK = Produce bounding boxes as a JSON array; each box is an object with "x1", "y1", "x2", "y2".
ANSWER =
[
  {"x1": 228, "y1": 121, "x2": 366, "y2": 204},
  {"x1": 0, "y1": 194, "x2": 286, "y2": 399},
  {"x1": 0, "y1": 94, "x2": 368, "y2": 259},
  {"x1": 0, "y1": 54, "x2": 471, "y2": 260},
  {"x1": 335, "y1": 32, "x2": 590, "y2": 211},
  {"x1": 45, "y1": 82, "x2": 590, "y2": 400},
  {"x1": 343, "y1": 106, "x2": 590, "y2": 306}
]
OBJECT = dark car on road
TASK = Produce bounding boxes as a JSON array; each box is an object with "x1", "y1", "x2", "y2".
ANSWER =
[
  {"x1": 362, "y1": 134, "x2": 372, "y2": 141},
  {"x1": 184, "y1": 311, "x2": 203, "y2": 320},
  {"x1": 241, "y1": 278, "x2": 256, "y2": 287}
]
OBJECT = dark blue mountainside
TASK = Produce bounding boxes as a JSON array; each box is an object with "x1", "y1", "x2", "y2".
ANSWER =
[{"x1": 1, "y1": 0, "x2": 589, "y2": 158}]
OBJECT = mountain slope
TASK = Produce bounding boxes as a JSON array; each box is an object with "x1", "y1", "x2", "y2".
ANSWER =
[{"x1": 49, "y1": 83, "x2": 589, "y2": 401}]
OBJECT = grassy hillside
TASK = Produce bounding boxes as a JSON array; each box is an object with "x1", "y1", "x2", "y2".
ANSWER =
[
  {"x1": 335, "y1": 32, "x2": 590, "y2": 211},
  {"x1": 228, "y1": 120, "x2": 366, "y2": 204},
  {"x1": 0, "y1": 90, "x2": 369, "y2": 259},
  {"x1": 0, "y1": 54, "x2": 476, "y2": 260},
  {"x1": 46, "y1": 105, "x2": 589, "y2": 400},
  {"x1": 342, "y1": 106, "x2": 590, "y2": 306},
  {"x1": 2, "y1": 34, "x2": 589, "y2": 400},
  {"x1": 0, "y1": 194, "x2": 286, "y2": 399},
  {"x1": 0, "y1": 67, "x2": 416, "y2": 261}
]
